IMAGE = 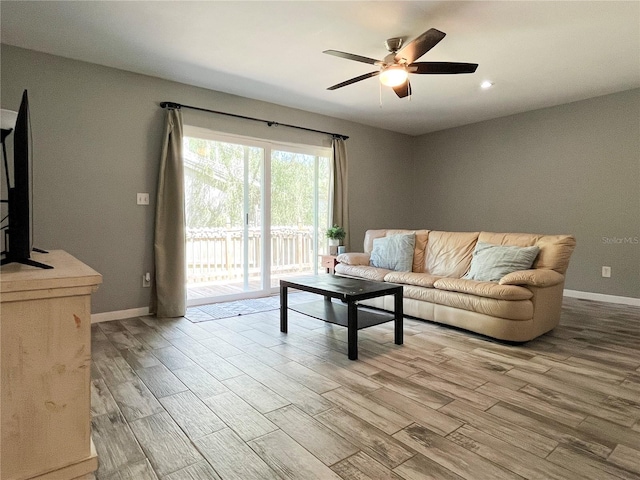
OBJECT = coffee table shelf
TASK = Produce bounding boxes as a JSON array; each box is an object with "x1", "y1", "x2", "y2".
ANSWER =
[{"x1": 289, "y1": 300, "x2": 395, "y2": 330}]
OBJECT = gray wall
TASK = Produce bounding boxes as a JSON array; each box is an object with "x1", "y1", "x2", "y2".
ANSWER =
[
  {"x1": 3, "y1": 45, "x2": 638, "y2": 312},
  {"x1": 411, "y1": 89, "x2": 640, "y2": 298},
  {"x1": 1, "y1": 45, "x2": 416, "y2": 313}
]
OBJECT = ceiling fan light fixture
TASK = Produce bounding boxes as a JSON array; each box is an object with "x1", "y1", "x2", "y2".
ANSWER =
[
  {"x1": 379, "y1": 65, "x2": 408, "y2": 87},
  {"x1": 481, "y1": 80, "x2": 494, "y2": 89}
]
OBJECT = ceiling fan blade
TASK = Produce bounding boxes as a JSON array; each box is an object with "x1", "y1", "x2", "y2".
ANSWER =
[
  {"x1": 327, "y1": 71, "x2": 380, "y2": 90},
  {"x1": 409, "y1": 62, "x2": 479, "y2": 74},
  {"x1": 393, "y1": 80, "x2": 411, "y2": 98},
  {"x1": 323, "y1": 50, "x2": 381, "y2": 65},
  {"x1": 394, "y1": 28, "x2": 446, "y2": 64}
]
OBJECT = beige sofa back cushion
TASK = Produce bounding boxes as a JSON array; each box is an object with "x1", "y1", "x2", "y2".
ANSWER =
[
  {"x1": 478, "y1": 232, "x2": 576, "y2": 274},
  {"x1": 424, "y1": 231, "x2": 480, "y2": 277},
  {"x1": 412, "y1": 230, "x2": 430, "y2": 273},
  {"x1": 364, "y1": 229, "x2": 408, "y2": 252},
  {"x1": 363, "y1": 229, "x2": 429, "y2": 273}
]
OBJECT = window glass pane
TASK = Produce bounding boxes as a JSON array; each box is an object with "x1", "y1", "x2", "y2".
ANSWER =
[
  {"x1": 184, "y1": 136, "x2": 264, "y2": 298},
  {"x1": 184, "y1": 138, "x2": 244, "y2": 228},
  {"x1": 270, "y1": 150, "x2": 331, "y2": 287}
]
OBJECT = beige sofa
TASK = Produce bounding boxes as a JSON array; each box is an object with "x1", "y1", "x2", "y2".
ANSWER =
[{"x1": 335, "y1": 229, "x2": 576, "y2": 342}]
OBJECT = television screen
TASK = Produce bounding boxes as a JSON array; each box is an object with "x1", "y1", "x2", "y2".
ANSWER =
[
  {"x1": 11, "y1": 90, "x2": 31, "y2": 258},
  {"x1": 1, "y1": 90, "x2": 52, "y2": 269}
]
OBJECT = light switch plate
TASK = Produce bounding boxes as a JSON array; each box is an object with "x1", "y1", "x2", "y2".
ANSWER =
[{"x1": 137, "y1": 193, "x2": 149, "y2": 205}]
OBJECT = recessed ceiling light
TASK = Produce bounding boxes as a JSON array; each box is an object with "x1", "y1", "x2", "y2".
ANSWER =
[{"x1": 481, "y1": 81, "x2": 494, "y2": 89}]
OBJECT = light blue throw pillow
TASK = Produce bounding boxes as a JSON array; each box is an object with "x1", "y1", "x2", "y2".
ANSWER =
[
  {"x1": 464, "y1": 241, "x2": 540, "y2": 282},
  {"x1": 370, "y1": 233, "x2": 415, "y2": 272}
]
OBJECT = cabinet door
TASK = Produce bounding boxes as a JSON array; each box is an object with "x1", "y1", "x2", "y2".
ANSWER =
[{"x1": 1, "y1": 294, "x2": 92, "y2": 479}]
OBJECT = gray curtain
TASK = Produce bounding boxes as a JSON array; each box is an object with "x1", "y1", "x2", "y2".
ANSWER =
[
  {"x1": 332, "y1": 138, "x2": 350, "y2": 249},
  {"x1": 151, "y1": 108, "x2": 186, "y2": 317}
]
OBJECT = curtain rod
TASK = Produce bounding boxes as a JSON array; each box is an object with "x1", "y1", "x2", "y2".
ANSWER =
[{"x1": 160, "y1": 102, "x2": 348, "y2": 140}]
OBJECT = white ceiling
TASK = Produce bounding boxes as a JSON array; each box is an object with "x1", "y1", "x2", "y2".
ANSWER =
[{"x1": 2, "y1": 1, "x2": 639, "y2": 136}]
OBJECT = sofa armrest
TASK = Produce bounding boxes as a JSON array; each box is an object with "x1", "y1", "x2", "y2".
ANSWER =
[
  {"x1": 499, "y1": 269, "x2": 564, "y2": 287},
  {"x1": 337, "y1": 252, "x2": 370, "y2": 266}
]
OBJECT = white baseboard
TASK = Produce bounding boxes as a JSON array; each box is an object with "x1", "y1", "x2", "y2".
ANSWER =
[
  {"x1": 564, "y1": 289, "x2": 640, "y2": 307},
  {"x1": 91, "y1": 307, "x2": 150, "y2": 323}
]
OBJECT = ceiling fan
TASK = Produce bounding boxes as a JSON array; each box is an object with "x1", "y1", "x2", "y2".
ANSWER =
[{"x1": 324, "y1": 28, "x2": 478, "y2": 98}]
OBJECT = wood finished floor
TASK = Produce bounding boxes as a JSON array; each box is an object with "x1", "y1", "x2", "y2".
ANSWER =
[{"x1": 91, "y1": 297, "x2": 640, "y2": 480}]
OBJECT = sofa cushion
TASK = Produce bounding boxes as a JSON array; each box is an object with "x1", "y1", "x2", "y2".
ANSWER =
[
  {"x1": 370, "y1": 233, "x2": 415, "y2": 272},
  {"x1": 336, "y1": 252, "x2": 370, "y2": 266},
  {"x1": 364, "y1": 229, "x2": 411, "y2": 253},
  {"x1": 499, "y1": 269, "x2": 564, "y2": 287},
  {"x1": 464, "y1": 241, "x2": 540, "y2": 282},
  {"x1": 478, "y1": 232, "x2": 576, "y2": 274},
  {"x1": 433, "y1": 277, "x2": 533, "y2": 300},
  {"x1": 363, "y1": 229, "x2": 429, "y2": 273},
  {"x1": 424, "y1": 231, "x2": 479, "y2": 277},
  {"x1": 334, "y1": 264, "x2": 391, "y2": 281},
  {"x1": 384, "y1": 271, "x2": 443, "y2": 288},
  {"x1": 403, "y1": 285, "x2": 533, "y2": 320},
  {"x1": 412, "y1": 230, "x2": 430, "y2": 273}
]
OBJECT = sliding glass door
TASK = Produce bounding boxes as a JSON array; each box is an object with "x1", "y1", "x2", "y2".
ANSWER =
[
  {"x1": 183, "y1": 127, "x2": 331, "y2": 305},
  {"x1": 270, "y1": 148, "x2": 331, "y2": 288}
]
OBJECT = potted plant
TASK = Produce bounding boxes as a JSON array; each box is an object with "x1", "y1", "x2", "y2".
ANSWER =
[{"x1": 326, "y1": 225, "x2": 346, "y2": 255}]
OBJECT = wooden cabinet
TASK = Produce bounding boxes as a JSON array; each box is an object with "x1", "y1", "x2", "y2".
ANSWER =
[
  {"x1": 320, "y1": 255, "x2": 338, "y2": 274},
  {"x1": 1, "y1": 250, "x2": 102, "y2": 480}
]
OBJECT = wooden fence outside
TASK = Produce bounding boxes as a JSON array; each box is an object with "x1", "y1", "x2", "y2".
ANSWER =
[{"x1": 186, "y1": 226, "x2": 321, "y2": 284}]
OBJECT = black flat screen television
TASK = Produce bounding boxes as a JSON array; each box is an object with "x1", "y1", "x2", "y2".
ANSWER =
[{"x1": 1, "y1": 90, "x2": 52, "y2": 269}]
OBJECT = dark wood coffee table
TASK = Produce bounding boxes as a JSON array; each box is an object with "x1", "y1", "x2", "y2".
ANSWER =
[{"x1": 280, "y1": 275, "x2": 403, "y2": 360}]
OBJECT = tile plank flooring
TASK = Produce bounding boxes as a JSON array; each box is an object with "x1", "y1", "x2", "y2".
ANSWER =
[{"x1": 91, "y1": 298, "x2": 640, "y2": 479}]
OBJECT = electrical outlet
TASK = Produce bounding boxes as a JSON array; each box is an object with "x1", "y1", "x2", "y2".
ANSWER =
[
  {"x1": 137, "y1": 193, "x2": 149, "y2": 205},
  {"x1": 602, "y1": 266, "x2": 611, "y2": 278},
  {"x1": 142, "y1": 272, "x2": 151, "y2": 287}
]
